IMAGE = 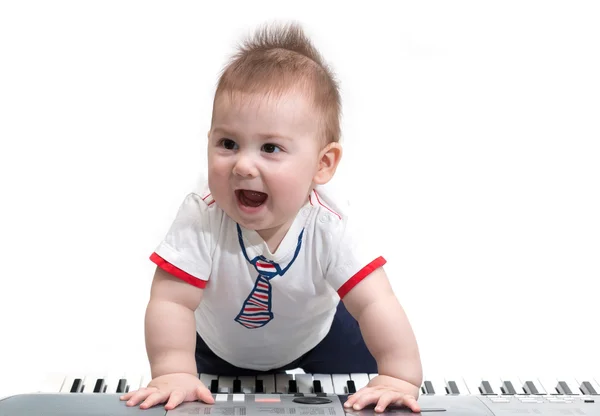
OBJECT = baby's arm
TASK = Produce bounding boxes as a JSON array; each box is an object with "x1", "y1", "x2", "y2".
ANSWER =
[
  {"x1": 119, "y1": 266, "x2": 213, "y2": 410},
  {"x1": 145, "y1": 266, "x2": 204, "y2": 377},
  {"x1": 342, "y1": 268, "x2": 423, "y2": 410}
]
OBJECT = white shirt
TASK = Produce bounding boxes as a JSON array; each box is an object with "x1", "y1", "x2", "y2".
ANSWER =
[{"x1": 151, "y1": 181, "x2": 385, "y2": 370}]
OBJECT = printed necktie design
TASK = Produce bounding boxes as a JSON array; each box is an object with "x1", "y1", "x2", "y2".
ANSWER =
[{"x1": 234, "y1": 224, "x2": 304, "y2": 329}]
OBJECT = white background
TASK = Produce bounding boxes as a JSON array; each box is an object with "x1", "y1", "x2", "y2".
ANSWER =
[{"x1": 1, "y1": 0, "x2": 599, "y2": 396}]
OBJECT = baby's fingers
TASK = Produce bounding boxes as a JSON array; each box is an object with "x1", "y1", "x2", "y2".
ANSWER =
[
  {"x1": 396, "y1": 395, "x2": 420, "y2": 413},
  {"x1": 375, "y1": 392, "x2": 420, "y2": 413},
  {"x1": 121, "y1": 388, "x2": 156, "y2": 406},
  {"x1": 139, "y1": 390, "x2": 171, "y2": 409},
  {"x1": 344, "y1": 389, "x2": 381, "y2": 410},
  {"x1": 164, "y1": 390, "x2": 187, "y2": 410}
]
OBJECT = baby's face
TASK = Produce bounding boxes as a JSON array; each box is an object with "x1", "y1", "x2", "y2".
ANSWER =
[{"x1": 207, "y1": 88, "x2": 324, "y2": 240}]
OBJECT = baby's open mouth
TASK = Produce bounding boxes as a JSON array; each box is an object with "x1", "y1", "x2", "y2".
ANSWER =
[{"x1": 236, "y1": 189, "x2": 268, "y2": 207}]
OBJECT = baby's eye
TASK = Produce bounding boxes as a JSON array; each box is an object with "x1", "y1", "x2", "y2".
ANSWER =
[
  {"x1": 220, "y1": 139, "x2": 238, "y2": 150},
  {"x1": 262, "y1": 143, "x2": 281, "y2": 153}
]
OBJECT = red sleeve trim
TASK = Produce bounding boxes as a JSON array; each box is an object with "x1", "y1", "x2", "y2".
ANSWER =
[
  {"x1": 149, "y1": 252, "x2": 207, "y2": 289},
  {"x1": 337, "y1": 256, "x2": 386, "y2": 299}
]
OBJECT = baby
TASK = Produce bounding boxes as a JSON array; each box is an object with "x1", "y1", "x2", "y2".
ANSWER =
[{"x1": 121, "y1": 22, "x2": 423, "y2": 413}]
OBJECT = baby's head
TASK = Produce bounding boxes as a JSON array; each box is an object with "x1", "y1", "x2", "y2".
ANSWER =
[{"x1": 207, "y1": 22, "x2": 343, "y2": 245}]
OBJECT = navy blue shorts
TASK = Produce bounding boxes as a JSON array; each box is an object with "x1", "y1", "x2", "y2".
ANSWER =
[{"x1": 195, "y1": 300, "x2": 377, "y2": 376}]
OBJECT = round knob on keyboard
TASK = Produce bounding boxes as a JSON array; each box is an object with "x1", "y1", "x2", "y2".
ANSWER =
[{"x1": 292, "y1": 397, "x2": 332, "y2": 405}]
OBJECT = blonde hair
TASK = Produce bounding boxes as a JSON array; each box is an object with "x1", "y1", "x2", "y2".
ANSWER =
[{"x1": 212, "y1": 21, "x2": 342, "y2": 144}]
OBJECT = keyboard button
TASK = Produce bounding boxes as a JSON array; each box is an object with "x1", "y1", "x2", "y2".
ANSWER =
[
  {"x1": 70, "y1": 378, "x2": 83, "y2": 393},
  {"x1": 313, "y1": 380, "x2": 323, "y2": 394},
  {"x1": 423, "y1": 381, "x2": 435, "y2": 395},
  {"x1": 232, "y1": 379, "x2": 242, "y2": 393},
  {"x1": 255, "y1": 379, "x2": 264, "y2": 394},
  {"x1": 479, "y1": 380, "x2": 495, "y2": 395},
  {"x1": 288, "y1": 380, "x2": 298, "y2": 394},
  {"x1": 350, "y1": 374, "x2": 370, "y2": 391},
  {"x1": 580, "y1": 381, "x2": 598, "y2": 395},
  {"x1": 347, "y1": 380, "x2": 357, "y2": 394},
  {"x1": 446, "y1": 381, "x2": 460, "y2": 395},
  {"x1": 501, "y1": 381, "x2": 517, "y2": 395},
  {"x1": 312, "y1": 374, "x2": 335, "y2": 394},
  {"x1": 444, "y1": 376, "x2": 469, "y2": 396},
  {"x1": 522, "y1": 380, "x2": 541, "y2": 395},
  {"x1": 210, "y1": 379, "x2": 219, "y2": 394}
]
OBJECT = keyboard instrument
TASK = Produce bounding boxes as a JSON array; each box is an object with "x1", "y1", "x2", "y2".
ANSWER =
[{"x1": 2, "y1": 372, "x2": 600, "y2": 415}]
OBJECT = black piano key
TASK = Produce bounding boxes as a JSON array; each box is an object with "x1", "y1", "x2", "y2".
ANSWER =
[
  {"x1": 556, "y1": 381, "x2": 573, "y2": 395},
  {"x1": 447, "y1": 381, "x2": 460, "y2": 395},
  {"x1": 116, "y1": 379, "x2": 127, "y2": 394},
  {"x1": 93, "y1": 379, "x2": 106, "y2": 393},
  {"x1": 255, "y1": 379, "x2": 264, "y2": 393},
  {"x1": 313, "y1": 380, "x2": 323, "y2": 393},
  {"x1": 523, "y1": 381, "x2": 540, "y2": 395},
  {"x1": 501, "y1": 381, "x2": 517, "y2": 395},
  {"x1": 288, "y1": 380, "x2": 298, "y2": 393},
  {"x1": 70, "y1": 378, "x2": 83, "y2": 393},
  {"x1": 347, "y1": 380, "x2": 357, "y2": 394},
  {"x1": 480, "y1": 381, "x2": 495, "y2": 395},
  {"x1": 424, "y1": 381, "x2": 435, "y2": 394},
  {"x1": 210, "y1": 379, "x2": 219, "y2": 394},
  {"x1": 581, "y1": 381, "x2": 598, "y2": 395},
  {"x1": 232, "y1": 379, "x2": 242, "y2": 394}
]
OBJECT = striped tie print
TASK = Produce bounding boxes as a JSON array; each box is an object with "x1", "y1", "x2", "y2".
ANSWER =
[
  {"x1": 234, "y1": 274, "x2": 274, "y2": 329},
  {"x1": 235, "y1": 224, "x2": 305, "y2": 329}
]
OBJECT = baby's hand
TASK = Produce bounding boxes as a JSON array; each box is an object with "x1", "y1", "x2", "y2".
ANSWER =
[
  {"x1": 120, "y1": 372, "x2": 215, "y2": 410},
  {"x1": 343, "y1": 375, "x2": 421, "y2": 413}
]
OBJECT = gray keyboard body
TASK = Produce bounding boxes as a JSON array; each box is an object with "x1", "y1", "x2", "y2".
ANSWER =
[{"x1": 1, "y1": 393, "x2": 600, "y2": 416}]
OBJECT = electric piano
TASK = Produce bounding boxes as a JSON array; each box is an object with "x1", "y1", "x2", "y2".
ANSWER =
[{"x1": 2, "y1": 372, "x2": 600, "y2": 415}]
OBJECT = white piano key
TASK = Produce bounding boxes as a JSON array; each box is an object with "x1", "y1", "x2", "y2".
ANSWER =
[
  {"x1": 123, "y1": 373, "x2": 144, "y2": 392},
  {"x1": 312, "y1": 374, "x2": 335, "y2": 394},
  {"x1": 462, "y1": 376, "x2": 483, "y2": 395},
  {"x1": 368, "y1": 373, "x2": 378, "y2": 380},
  {"x1": 349, "y1": 374, "x2": 370, "y2": 391},
  {"x1": 256, "y1": 374, "x2": 275, "y2": 394},
  {"x1": 332, "y1": 374, "x2": 349, "y2": 394},
  {"x1": 140, "y1": 373, "x2": 152, "y2": 389},
  {"x1": 295, "y1": 374, "x2": 314, "y2": 393},
  {"x1": 275, "y1": 373, "x2": 293, "y2": 393},
  {"x1": 537, "y1": 377, "x2": 560, "y2": 395},
  {"x1": 215, "y1": 393, "x2": 228, "y2": 402},
  {"x1": 38, "y1": 373, "x2": 67, "y2": 392},
  {"x1": 237, "y1": 376, "x2": 255, "y2": 394},
  {"x1": 218, "y1": 376, "x2": 236, "y2": 393}
]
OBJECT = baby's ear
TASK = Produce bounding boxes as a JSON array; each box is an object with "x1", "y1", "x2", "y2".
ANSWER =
[{"x1": 313, "y1": 142, "x2": 343, "y2": 185}]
